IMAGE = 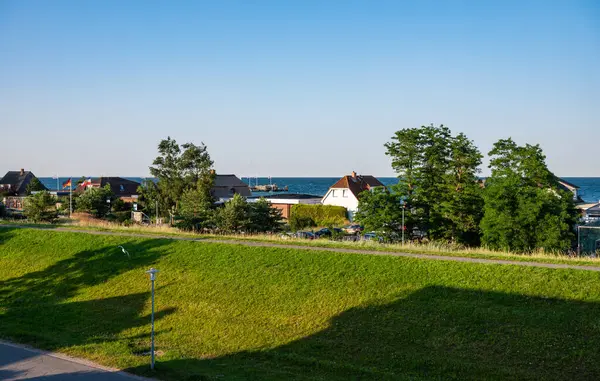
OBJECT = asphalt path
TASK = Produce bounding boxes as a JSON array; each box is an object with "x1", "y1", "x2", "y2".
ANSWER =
[
  {"x1": 2, "y1": 224, "x2": 600, "y2": 272},
  {"x1": 0, "y1": 341, "x2": 151, "y2": 380}
]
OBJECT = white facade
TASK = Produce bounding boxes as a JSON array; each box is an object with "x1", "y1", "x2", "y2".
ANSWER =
[{"x1": 321, "y1": 188, "x2": 358, "y2": 220}]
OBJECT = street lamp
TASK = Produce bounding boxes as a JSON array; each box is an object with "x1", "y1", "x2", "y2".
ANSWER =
[
  {"x1": 145, "y1": 268, "x2": 159, "y2": 370},
  {"x1": 399, "y1": 198, "x2": 406, "y2": 245}
]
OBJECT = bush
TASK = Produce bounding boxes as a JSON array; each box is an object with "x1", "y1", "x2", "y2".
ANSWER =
[
  {"x1": 289, "y1": 214, "x2": 316, "y2": 231},
  {"x1": 0, "y1": 202, "x2": 5, "y2": 217},
  {"x1": 23, "y1": 191, "x2": 58, "y2": 222},
  {"x1": 290, "y1": 204, "x2": 347, "y2": 227}
]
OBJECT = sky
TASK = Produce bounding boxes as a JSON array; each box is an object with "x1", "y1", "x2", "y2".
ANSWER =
[{"x1": 0, "y1": 0, "x2": 598, "y2": 177}]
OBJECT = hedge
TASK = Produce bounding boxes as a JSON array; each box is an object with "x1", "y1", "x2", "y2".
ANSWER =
[{"x1": 290, "y1": 204, "x2": 347, "y2": 228}]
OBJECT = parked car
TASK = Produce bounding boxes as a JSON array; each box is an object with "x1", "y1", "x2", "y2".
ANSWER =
[
  {"x1": 343, "y1": 224, "x2": 364, "y2": 235},
  {"x1": 295, "y1": 231, "x2": 316, "y2": 240},
  {"x1": 314, "y1": 228, "x2": 343, "y2": 239}
]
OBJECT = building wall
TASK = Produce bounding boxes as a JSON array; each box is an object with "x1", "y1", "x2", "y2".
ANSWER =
[
  {"x1": 272, "y1": 204, "x2": 292, "y2": 219},
  {"x1": 321, "y1": 188, "x2": 359, "y2": 211}
]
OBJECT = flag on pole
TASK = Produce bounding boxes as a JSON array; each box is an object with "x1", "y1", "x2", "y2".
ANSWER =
[{"x1": 62, "y1": 178, "x2": 72, "y2": 189}]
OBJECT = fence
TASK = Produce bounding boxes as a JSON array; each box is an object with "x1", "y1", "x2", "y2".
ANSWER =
[{"x1": 578, "y1": 226, "x2": 600, "y2": 254}]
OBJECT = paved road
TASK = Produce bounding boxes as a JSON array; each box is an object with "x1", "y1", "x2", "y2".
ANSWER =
[
  {"x1": 3, "y1": 224, "x2": 600, "y2": 272},
  {"x1": 0, "y1": 341, "x2": 150, "y2": 380}
]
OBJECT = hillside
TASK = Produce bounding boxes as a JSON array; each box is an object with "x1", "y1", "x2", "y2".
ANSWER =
[{"x1": 1, "y1": 227, "x2": 600, "y2": 380}]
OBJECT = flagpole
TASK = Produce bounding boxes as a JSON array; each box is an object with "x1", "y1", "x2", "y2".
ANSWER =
[{"x1": 69, "y1": 179, "x2": 72, "y2": 218}]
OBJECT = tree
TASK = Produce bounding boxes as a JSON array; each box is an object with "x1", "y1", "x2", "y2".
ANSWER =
[
  {"x1": 24, "y1": 191, "x2": 58, "y2": 222},
  {"x1": 25, "y1": 177, "x2": 45, "y2": 195},
  {"x1": 216, "y1": 193, "x2": 250, "y2": 233},
  {"x1": 385, "y1": 124, "x2": 482, "y2": 242},
  {"x1": 178, "y1": 186, "x2": 216, "y2": 230},
  {"x1": 76, "y1": 185, "x2": 114, "y2": 218},
  {"x1": 439, "y1": 133, "x2": 484, "y2": 245},
  {"x1": 480, "y1": 138, "x2": 578, "y2": 252},
  {"x1": 248, "y1": 198, "x2": 283, "y2": 233},
  {"x1": 355, "y1": 186, "x2": 407, "y2": 240},
  {"x1": 148, "y1": 137, "x2": 214, "y2": 214}
]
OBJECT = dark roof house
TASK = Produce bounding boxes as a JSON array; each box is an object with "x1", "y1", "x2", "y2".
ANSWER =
[
  {"x1": 78, "y1": 177, "x2": 140, "y2": 201},
  {"x1": 212, "y1": 174, "x2": 251, "y2": 199},
  {"x1": 0, "y1": 169, "x2": 46, "y2": 196}
]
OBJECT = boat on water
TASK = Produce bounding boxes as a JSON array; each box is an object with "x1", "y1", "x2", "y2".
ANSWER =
[{"x1": 250, "y1": 184, "x2": 289, "y2": 192}]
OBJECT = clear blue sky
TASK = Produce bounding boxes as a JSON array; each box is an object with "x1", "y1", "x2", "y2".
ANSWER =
[{"x1": 1, "y1": 0, "x2": 598, "y2": 177}]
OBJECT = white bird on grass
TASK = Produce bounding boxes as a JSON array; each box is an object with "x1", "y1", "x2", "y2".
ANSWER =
[{"x1": 118, "y1": 245, "x2": 130, "y2": 258}]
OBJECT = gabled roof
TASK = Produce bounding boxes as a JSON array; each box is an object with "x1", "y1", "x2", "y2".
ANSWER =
[
  {"x1": 100, "y1": 177, "x2": 140, "y2": 196},
  {"x1": 558, "y1": 178, "x2": 579, "y2": 191},
  {"x1": 328, "y1": 174, "x2": 385, "y2": 198},
  {"x1": 0, "y1": 170, "x2": 44, "y2": 194},
  {"x1": 214, "y1": 174, "x2": 248, "y2": 188}
]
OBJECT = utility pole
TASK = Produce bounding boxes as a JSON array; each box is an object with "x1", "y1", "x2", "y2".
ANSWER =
[
  {"x1": 146, "y1": 268, "x2": 159, "y2": 370},
  {"x1": 155, "y1": 201, "x2": 158, "y2": 225},
  {"x1": 400, "y1": 198, "x2": 406, "y2": 245}
]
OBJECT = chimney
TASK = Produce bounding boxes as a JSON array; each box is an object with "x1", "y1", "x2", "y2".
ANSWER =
[
  {"x1": 210, "y1": 169, "x2": 216, "y2": 175},
  {"x1": 351, "y1": 171, "x2": 357, "y2": 178},
  {"x1": 20, "y1": 168, "x2": 24, "y2": 176}
]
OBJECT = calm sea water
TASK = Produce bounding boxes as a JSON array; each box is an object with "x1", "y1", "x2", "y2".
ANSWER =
[{"x1": 39, "y1": 176, "x2": 600, "y2": 203}]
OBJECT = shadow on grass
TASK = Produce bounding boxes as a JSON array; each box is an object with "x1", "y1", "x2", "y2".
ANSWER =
[
  {"x1": 127, "y1": 286, "x2": 600, "y2": 381},
  {"x1": 0, "y1": 231, "x2": 175, "y2": 362}
]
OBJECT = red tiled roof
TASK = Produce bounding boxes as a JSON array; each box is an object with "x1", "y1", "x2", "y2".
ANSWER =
[{"x1": 329, "y1": 175, "x2": 384, "y2": 198}]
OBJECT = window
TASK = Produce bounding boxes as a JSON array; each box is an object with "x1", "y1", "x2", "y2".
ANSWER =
[
  {"x1": 342, "y1": 190, "x2": 348, "y2": 197},
  {"x1": 332, "y1": 190, "x2": 337, "y2": 197}
]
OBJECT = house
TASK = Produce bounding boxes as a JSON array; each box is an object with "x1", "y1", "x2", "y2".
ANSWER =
[
  {"x1": 0, "y1": 169, "x2": 46, "y2": 196},
  {"x1": 212, "y1": 174, "x2": 251, "y2": 199},
  {"x1": 321, "y1": 172, "x2": 385, "y2": 221},
  {"x1": 247, "y1": 193, "x2": 322, "y2": 219},
  {"x1": 78, "y1": 177, "x2": 140, "y2": 202},
  {"x1": 578, "y1": 203, "x2": 600, "y2": 224}
]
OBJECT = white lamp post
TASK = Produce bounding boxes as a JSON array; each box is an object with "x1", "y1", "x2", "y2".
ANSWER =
[{"x1": 145, "y1": 268, "x2": 159, "y2": 370}]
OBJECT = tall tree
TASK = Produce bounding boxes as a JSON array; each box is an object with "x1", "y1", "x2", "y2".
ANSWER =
[
  {"x1": 355, "y1": 186, "x2": 407, "y2": 239},
  {"x1": 440, "y1": 133, "x2": 484, "y2": 245},
  {"x1": 481, "y1": 138, "x2": 578, "y2": 252},
  {"x1": 147, "y1": 137, "x2": 215, "y2": 216}
]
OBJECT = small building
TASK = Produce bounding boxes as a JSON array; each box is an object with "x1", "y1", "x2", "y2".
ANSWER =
[
  {"x1": 578, "y1": 203, "x2": 600, "y2": 224},
  {"x1": 321, "y1": 172, "x2": 385, "y2": 221},
  {"x1": 78, "y1": 177, "x2": 140, "y2": 202},
  {"x1": 247, "y1": 193, "x2": 322, "y2": 219},
  {"x1": 558, "y1": 179, "x2": 583, "y2": 203},
  {"x1": 0, "y1": 169, "x2": 46, "y2": 196},
  {"x1": 212, "y1": 174, "x2": 251, "y2": 199}
]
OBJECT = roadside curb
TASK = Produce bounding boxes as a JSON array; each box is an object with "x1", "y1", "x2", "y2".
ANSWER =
[{"x1": 0, "y1": 339, "x2": 157, "y2": 380}]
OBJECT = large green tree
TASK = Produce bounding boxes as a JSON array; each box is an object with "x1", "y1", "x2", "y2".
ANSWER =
[
  {"x1": 146, "y1": 137, "x2": 215, "y2": 217},
  {"x1": 480, "y1": 138, "x2": 578, "y2": 252},
  {"x1": 384, "y1": 124, "x2": 482, "y2": 243},
  {"x1": 355, "y1": 187, "x2": 407, "y2": 239},
  {"x1": 24, "y1": 191, "x2": 58, "y2": 222}
]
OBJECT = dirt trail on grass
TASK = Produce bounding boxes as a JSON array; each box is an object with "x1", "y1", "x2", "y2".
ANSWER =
[{"x1": 3, "y1": 225, "x2": 600, "y2": 272}]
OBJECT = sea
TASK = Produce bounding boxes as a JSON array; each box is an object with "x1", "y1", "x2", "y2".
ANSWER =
[{"x1": 39, "y1": 176, "x2": 600, "y2": 203}]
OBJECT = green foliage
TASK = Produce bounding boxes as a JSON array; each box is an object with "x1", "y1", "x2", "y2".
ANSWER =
[
  {"x1": 481, "y1": 139, "x2": 578, "y2": 252},
  {"x1": 248, "y1": 198, "x2": 283, "y2": 232},
  {"x1": 177, "y1": 187, "x2": 216, "y2": 231},
  {"x1": 355, "y1": 186, "x2": 406, "y2": 237},
  {"x1": 290, "y1": 204, "x2": 347, "y2": 227},
  {"x1": 148, "y1": 137, "x2": 215, "y2": 215},
  {"x1": 111, "y1": 198, "x2": 131, "y2": 212},
  {"x1": 25, "y1": 177, "x2": 46, "y2": 195},
  {"x1": 384, "y1": 125, "x2": 483, "y2": 244},
  {"x1": 3, "y1": 229, "x2": 600, "y2": 380},
  {"x1": 216, "y1": 193, "x2": 251, "y2": 233},
  {"x1": 288, "y1": 214, "x2": 316, "y2": 231},
  {"x1": 76, "y1": 185, "x2": 114, "y2": 218},
  {"x1": 23, "y1": 191, "x2": 58, "y2": 222}
]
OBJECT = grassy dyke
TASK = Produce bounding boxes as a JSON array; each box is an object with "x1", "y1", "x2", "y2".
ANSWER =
[
  {"x1": 1, "y1": 220, "x2": 599, "y2": 266},
  {"x1": 2, "y1": 227, "x2": 600, "y2": 380}
]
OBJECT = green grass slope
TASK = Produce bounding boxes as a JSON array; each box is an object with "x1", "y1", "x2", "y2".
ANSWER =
[{"x1": 1, "y1": 227, "x2": 600, "y2": 380}]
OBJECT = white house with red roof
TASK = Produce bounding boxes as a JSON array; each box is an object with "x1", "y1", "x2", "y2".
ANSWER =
[{"x1": 321, "y1": 171, "x2": 385, "y2": 220}]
